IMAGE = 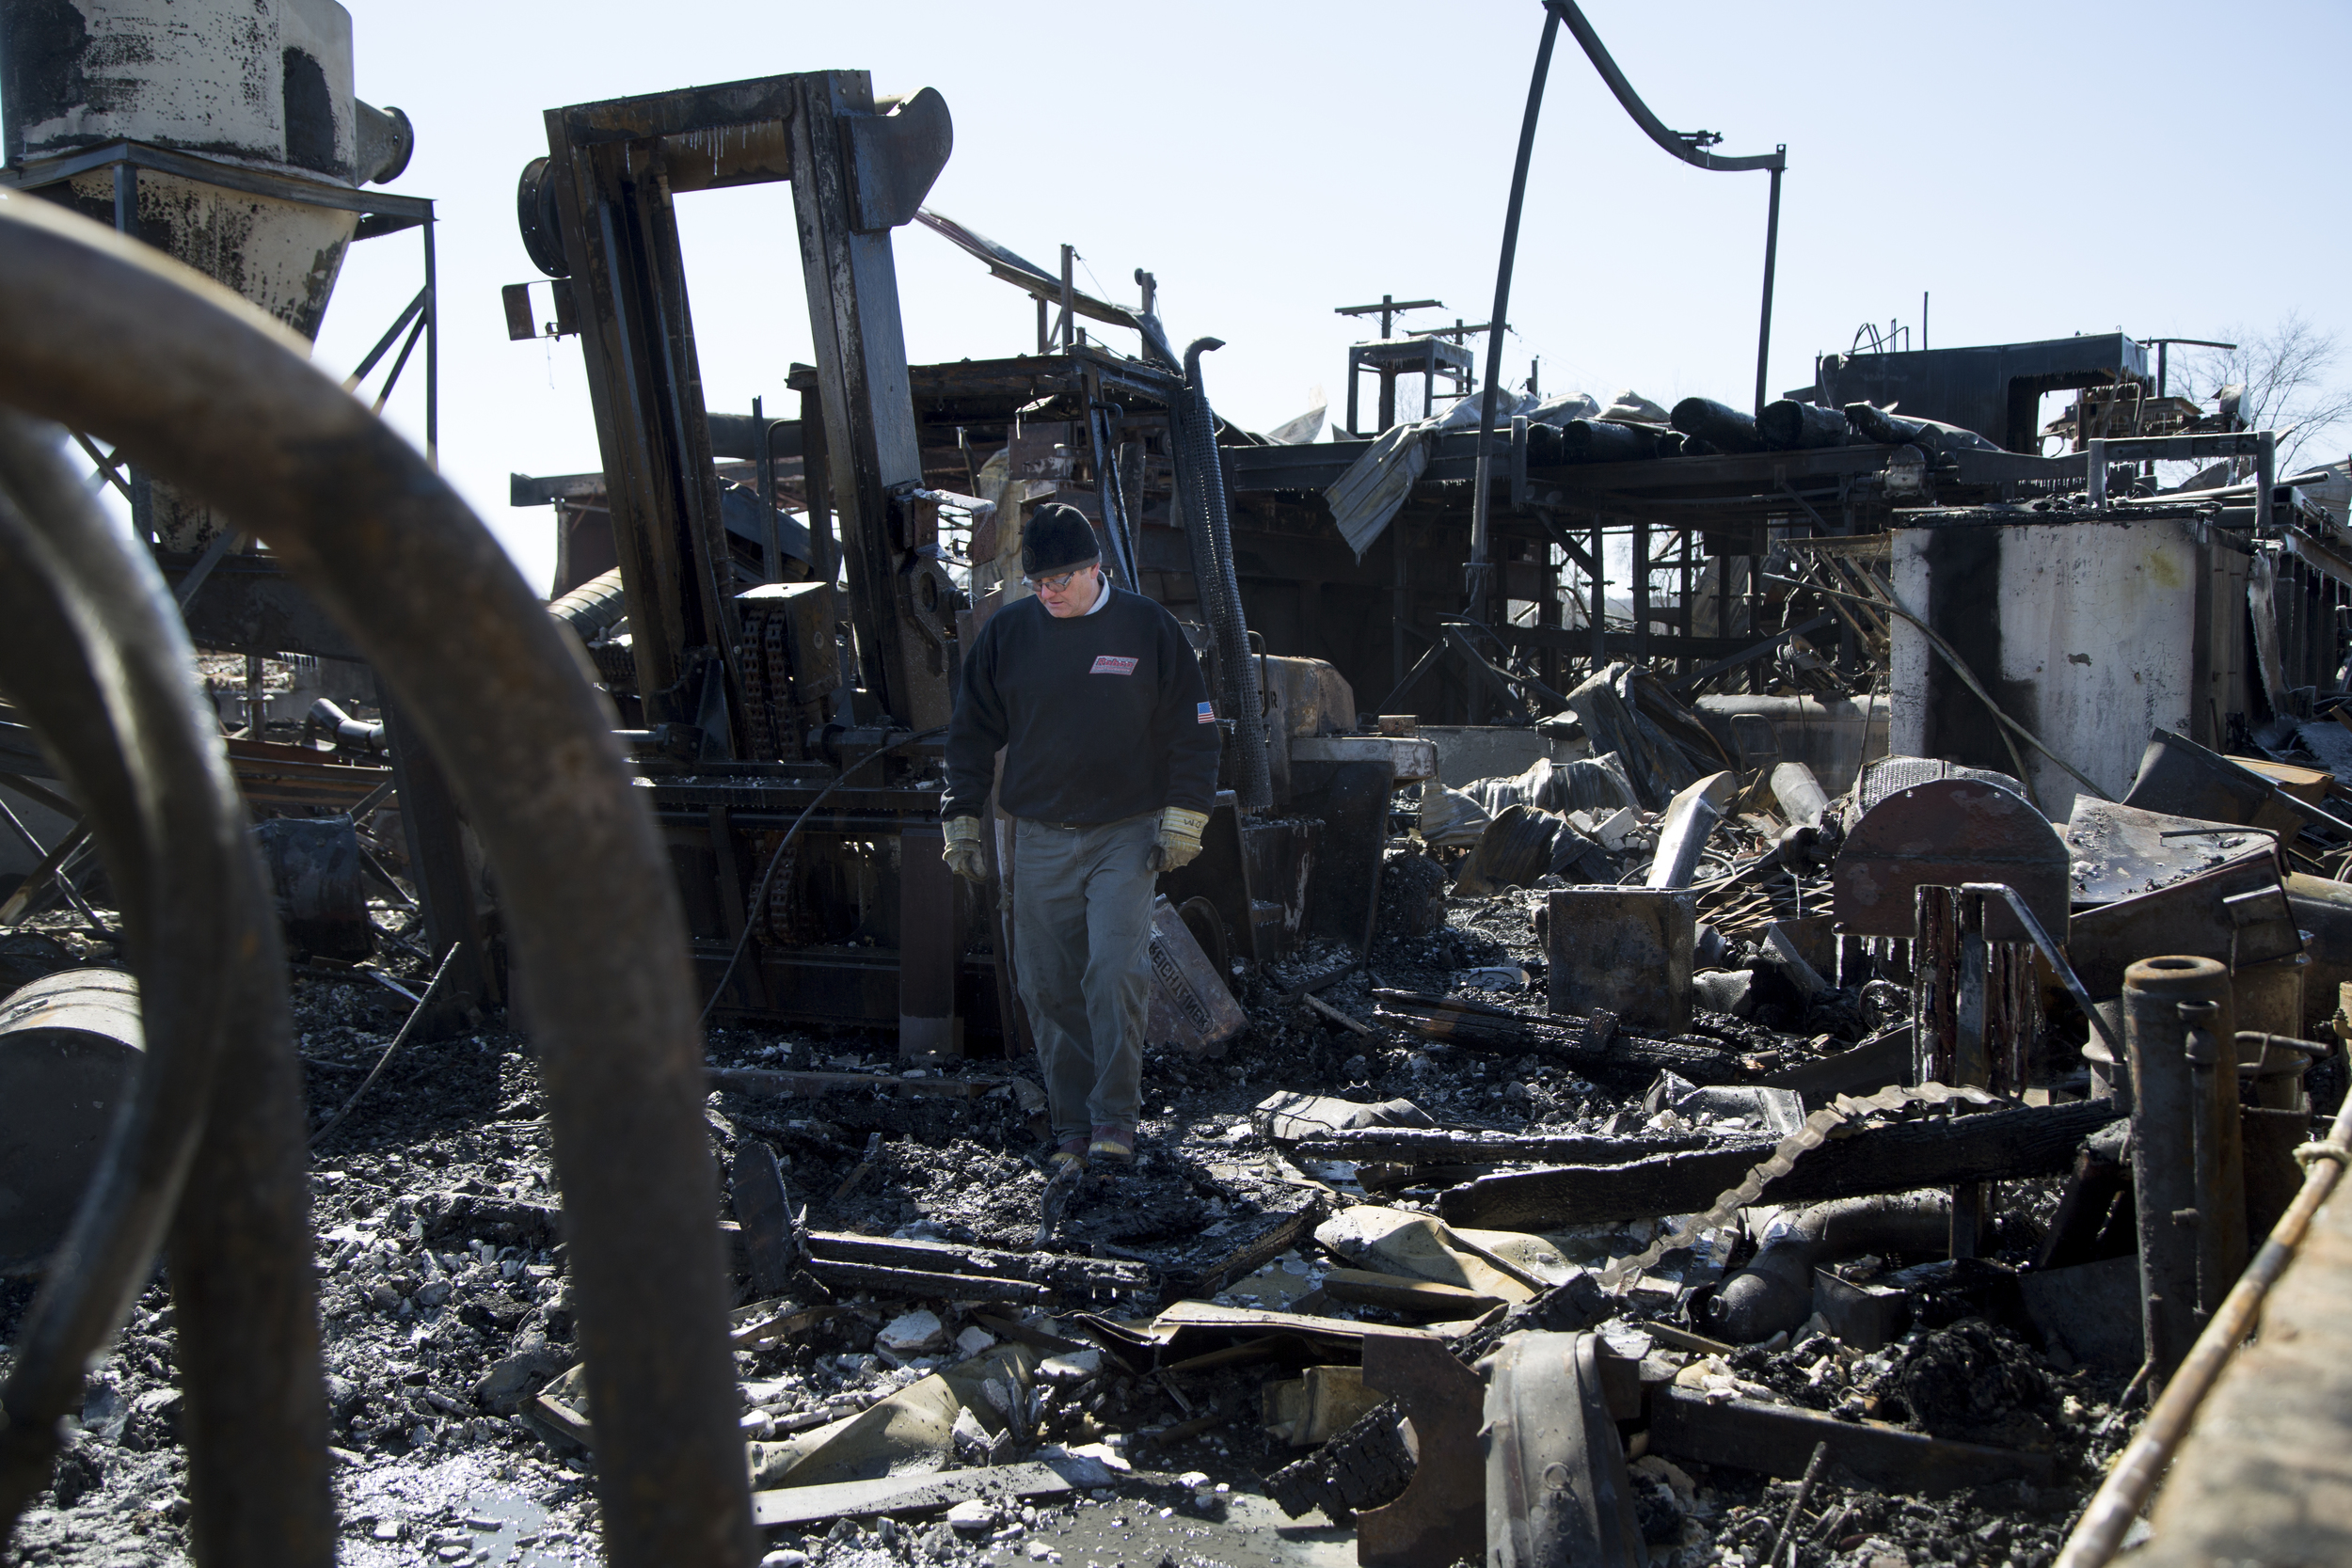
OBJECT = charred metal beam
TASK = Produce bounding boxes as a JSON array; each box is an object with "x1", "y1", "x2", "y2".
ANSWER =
[
  {"x1": 788, "y1": 73, "x2": 955, "y2": 732},
  {"x1": 536, "y1": 115, "x2": 741, "y2": 734}
]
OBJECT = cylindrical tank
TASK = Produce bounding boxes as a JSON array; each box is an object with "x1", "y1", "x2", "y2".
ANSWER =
[
  {"x1": 2123, "y1": 955, "x2": 2243, "y2": 1393},
  {"x1": 0, "y1": 0, "x2": 411, "y2": 546},
  {"x1": 253, "y1": 812, "x2": 372, "y2": 961},
  {"x1": 0, "y1": 967, "x2": 143, "y2": 1274}
]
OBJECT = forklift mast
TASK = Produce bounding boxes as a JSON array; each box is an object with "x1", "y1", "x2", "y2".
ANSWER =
[{"x1": 521, "y1": 71, "x2": 956, "y2": 746}]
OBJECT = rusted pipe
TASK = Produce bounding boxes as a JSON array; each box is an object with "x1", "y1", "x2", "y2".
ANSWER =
[
  {"x1": 2055, "y1": 1089, "x2": 2352, "y2": 1568},
  {"x1": 0, "y1": 415, "x2": 303, "y2": 1560},
  {"x1": 0, "y1": 192, "x2": 755, "y2": 1565},
  {"x1": 2123, "y1": 956, "x2": 2243, "y2": 1390}
]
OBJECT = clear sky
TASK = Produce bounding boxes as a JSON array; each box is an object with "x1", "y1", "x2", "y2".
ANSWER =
[{"x1": 298, "y1": 0, "x2": 2352, "y2": 594}]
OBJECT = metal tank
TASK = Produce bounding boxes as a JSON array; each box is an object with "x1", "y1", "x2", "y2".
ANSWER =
[
  {"x1": 0, "y1": 966, "x2": 143, "y2": 1274},
  {"x1": 0, "y1": 0, "x2": 413, "y2": 546}
]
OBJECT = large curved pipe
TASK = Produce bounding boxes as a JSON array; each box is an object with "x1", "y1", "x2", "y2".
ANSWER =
[
  {"x1": 1543, "y1": 0, "x2": 1785, "y2": 175},
  {"x1": 1540, "y1": 0, "x2": 1787, "y2": 413},
  {"x1": 0, "y1": 192, "x2": 755, "y2": 1565},
  {"x1": 0, "y1": 418, "x2": 296, "y2": 1557},
  {"x1": 1466, "y1": 5, "x2": 1559, "y2": 620}
]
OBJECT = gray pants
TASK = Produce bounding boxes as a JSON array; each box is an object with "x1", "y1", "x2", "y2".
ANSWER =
[{"x1": 1012, "y1": 812, "x2": 1156, "y2": 1143}]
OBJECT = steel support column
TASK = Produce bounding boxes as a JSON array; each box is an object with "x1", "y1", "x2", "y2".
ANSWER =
[
  {"x1": 788, "y1": 71, "x2": 954, "y2": 733},
  {"x1": 540, "y1": 106, "x2": 746, "y2": 735},
  {"x1": 382, "y1": 698, "x2": 491, "y2": 1030}
]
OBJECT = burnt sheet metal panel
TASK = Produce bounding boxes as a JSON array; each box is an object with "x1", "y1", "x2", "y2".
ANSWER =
[
  {"x1": 1546, "y1": 887, "x2": 1692, "y2": 1034},
  {"x1": 1890, "y1": 514, "x2": 2209, "y2": 818},
  {"x1": 1809, "y1": 334, "x2": 2147, "y2": 452}
]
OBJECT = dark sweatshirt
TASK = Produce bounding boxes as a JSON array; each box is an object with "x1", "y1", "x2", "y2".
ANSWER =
[{"x1": 945, "y1": 585, "x2": 1222, "y2": 823}]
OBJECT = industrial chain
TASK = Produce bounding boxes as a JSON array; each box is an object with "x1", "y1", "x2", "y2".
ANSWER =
[
  {"x1": 762, "y1": 612, "x2": 792, "y2": 757},
  {"x1": 737, "y1": 610, "x2": 774, "y2": 761},
  {"x1": 1599, "y1": 1081, "x2": 2009, "y2": 1289}
]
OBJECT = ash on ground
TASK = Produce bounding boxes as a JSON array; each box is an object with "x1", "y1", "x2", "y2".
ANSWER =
[{"x1": 0, "y1": 850, "x2": 2144, "y2": 1568}]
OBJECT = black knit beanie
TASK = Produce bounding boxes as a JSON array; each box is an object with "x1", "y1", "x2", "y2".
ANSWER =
[{"x1": 1021, "y1": 502, "x2": 1101, "y2": 577}]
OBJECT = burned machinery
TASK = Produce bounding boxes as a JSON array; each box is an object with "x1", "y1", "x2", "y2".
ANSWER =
[{"x1": 513, "y1": 72, "x2": 1327, "y2": 1051}]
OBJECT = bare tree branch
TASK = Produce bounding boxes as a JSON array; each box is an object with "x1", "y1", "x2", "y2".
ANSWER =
[{"x1": 2171, "y1": 311, "x2": 2352, "y2": 474}]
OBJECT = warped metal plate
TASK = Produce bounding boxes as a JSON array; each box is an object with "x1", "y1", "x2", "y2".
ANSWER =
[
  {"x1": 2065, "y1": 797, "x2": 2274, "y2": 908},
  {"x1": 1832, "y1": 777, "x2": 2067, "y2": 942},
  {"x1": 2066, "y1": 855, "x2": 2303, "y2": 1000}
]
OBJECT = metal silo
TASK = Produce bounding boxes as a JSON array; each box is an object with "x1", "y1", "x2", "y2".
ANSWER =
[{"x1": 0, "y1": 0, "x2": 418, "y2": 546}]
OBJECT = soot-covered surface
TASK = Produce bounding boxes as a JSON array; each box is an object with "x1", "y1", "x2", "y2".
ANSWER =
[{"x1": 0, "y1": 847, "x2": 2152, "y2": 1567}]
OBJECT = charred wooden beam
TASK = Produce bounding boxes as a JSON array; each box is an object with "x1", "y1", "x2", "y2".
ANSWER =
[
  {"x1": 1438, "y1": 1100, "x2": 2122, "y2": 1231},
  {"x1": 1648, "y1": 1386, "x2": 2053, "y2": 1493},
  {"x1": 1157, "y1": 1207, "x2": 1324, "y2": 1306},
  {"x1": 803, "y1": 1230, "x2": 1151, "y2": 1295},
  {"x1": 1289, "y1": 1128, "x2": 1734, "y2": 1165},
  {"x1": 1371, "y1": 990, "x2": 1747, "y2": 1082},
  {"x1": 801, "y1": 1258, "x2": 1050, "y2": 1306},
  {"x1": 708, "y1": 1067, "x2": 1009, "y2": 1100}
]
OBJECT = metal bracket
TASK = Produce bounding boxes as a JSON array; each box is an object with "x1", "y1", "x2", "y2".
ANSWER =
[
  {"x1": 1356, "y1": 1332, "x2": 1485, "y2": 1568},
  {"x1": 844, "y1": 88, "x2": 952, "y2": 231},
  {"x1": 898, "y1": 547, "x2": 961, "y2": 653}
]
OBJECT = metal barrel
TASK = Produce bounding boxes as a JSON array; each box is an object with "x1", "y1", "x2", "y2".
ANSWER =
[
  {"x1": 0, "y1": 967, "x2": 143, "y2": 1274},
  {"x1": 252, "y1": 813, "x2": 372, "y2": 961}
]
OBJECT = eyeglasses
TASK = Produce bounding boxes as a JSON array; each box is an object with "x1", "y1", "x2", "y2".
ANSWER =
[{"x1": 1023, "y1": 566, "x2": 1092, "y2": 593}]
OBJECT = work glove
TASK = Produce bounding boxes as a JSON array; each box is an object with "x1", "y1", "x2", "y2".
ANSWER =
[
  {"x1": 1150, "y1": 806, "x2": 1210, "y2": 873},
  {"x1": 942, "y1": 816, "x2": 991, "y2": 885}
]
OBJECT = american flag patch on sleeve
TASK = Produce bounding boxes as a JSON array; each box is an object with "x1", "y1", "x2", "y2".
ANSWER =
[{"x1": 1197, "y1": 702, "x2": 1216, "y2": 724}]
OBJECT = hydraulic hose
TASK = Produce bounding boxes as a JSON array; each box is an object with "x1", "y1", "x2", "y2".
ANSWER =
[
  {"x1": 0, "y1": 191, "x2": 755, "y2": 1567},
  {"x1": 1169, "y1": 339, "x2": 1271, "y2": 813}
]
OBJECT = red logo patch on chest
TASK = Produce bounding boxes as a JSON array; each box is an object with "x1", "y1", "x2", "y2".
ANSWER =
[{"x1": 1089, "y1": 656, "x2": 1138, "y2": 675}]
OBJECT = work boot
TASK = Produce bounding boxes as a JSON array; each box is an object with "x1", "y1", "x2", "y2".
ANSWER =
[
  {"x1": 1089, "y1": 1124, "x2": 1135, "y2": 1165},
  {"x1": 1050, "y1": 1135, "x2": 1089, "y2": 1173}
]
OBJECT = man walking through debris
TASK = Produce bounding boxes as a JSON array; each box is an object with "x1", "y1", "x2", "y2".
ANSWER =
[{"x1": 943, "y1": 503, "x2": 1221, "y2": 1170}]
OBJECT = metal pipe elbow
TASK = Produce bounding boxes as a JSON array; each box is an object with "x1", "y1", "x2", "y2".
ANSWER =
[
  {"x1": 1183, "y1": 337, "x2": 1226, "y2": 383},
  {"x1": 1708, "y1": 1192, "x2": 1951, "y2": 1343}
]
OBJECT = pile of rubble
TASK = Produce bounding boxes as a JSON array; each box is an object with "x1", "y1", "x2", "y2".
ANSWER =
[{"x1": 7, "y1": 674, "x2": 2348, "y2": 1567}]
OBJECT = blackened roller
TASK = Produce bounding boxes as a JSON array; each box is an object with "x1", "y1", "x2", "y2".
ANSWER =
[
  {"x1": 1670, "y1": 397, "x2": 1763, "y2": 454},
  {"x1": 1560, "y1": 419, "x2": 1672, "y2": 464},
  {"x1": 1756, "y1": 399, "x2": 1853, "y2": 451},
  {"x1": 1842, "y1": 402, "x2": 2000, "y2": 455}
]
